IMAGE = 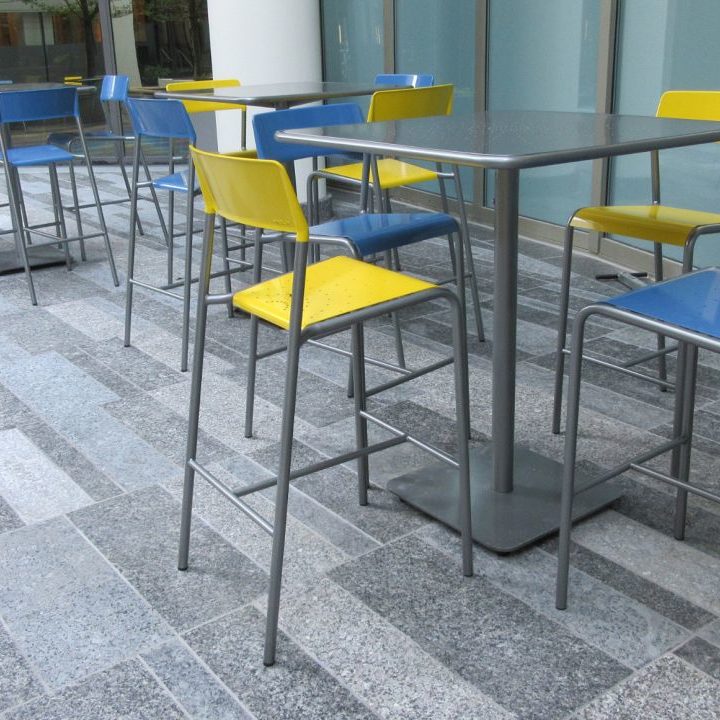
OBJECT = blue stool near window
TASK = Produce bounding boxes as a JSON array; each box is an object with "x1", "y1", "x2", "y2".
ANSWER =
[
  {"x1": 48, "y1": 75, "x2": 167, "y2": 242},
  {"x1": 556, "y1": 268, "x2": 720, "y2": 609},
  {"x1": 374, "y1": 73, "x2": 434, "y2": 88},
  {"x1": 0, "y1": 86, "x2": 119, "y2": 304}
]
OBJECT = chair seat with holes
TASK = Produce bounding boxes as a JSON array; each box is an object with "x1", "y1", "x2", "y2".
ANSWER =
[
  {"x1": 233, "y1": 255, "x2": 435, "y2": 329},
  {"x1": 311, "y1": 212, "x2": 458, "y2": 256}
]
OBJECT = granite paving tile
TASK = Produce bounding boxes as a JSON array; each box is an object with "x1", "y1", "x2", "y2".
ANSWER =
[
  {"x1": 0, "y1": 385, "x2": 36, "y2": 432},
  {"x1": 57, "y1": 346, "x2": 142, "y2": 398},
  {"x1": 573, "y1": 654, "x2": 720, "y2": 720},
  {"x1": 45, "y1": 298, "x2": 127, "y2": 342},
  {"x1": 184, "y1": 605, "x2": 377, "y2": 720},
  {"x1": 0, "y1": 496, "x2": 23, "y2": 535},
  {"x1": 699, "y1": 620, "x2": 720, "y2": 648},
  {"x1": 571, "y1": 510, "x2": 720, "y2": 615},
  {"x1": 540, "y1": 537, "x2": 715, "y2": 630},
  {"x1": 104, "y1": 393, "x2": 233, "y2": 465},
  {"x1": 0, "y1": 428, "x2": 93, "y2": 523},
  {"x1": 162, "y1": 462, "x2": 347, "y2": 593},
  {"x1": 69, "y1": 486, "x2": 267, "y2": 631},
  {"x1": 278, "y1": 577, "x2": 514, "y2": 720},
  {"x1": 0, "y1": 624, "x2": 43, "y2": 714},
  {"x1": 420, "y1": 523, "x2": 688, "y2": 669},
  {"x1": 673, "y1": 637, "x2": 720, "y2": 682},
  {"x1": 2, "y1": 658, "x2": 186, "y2": 720},
  {"x1": 141, "y1": 639, "x2": 253, "y2": 720},
  {"x1": 0, "y1": 517, "x2": 173, "y2": 689},
  {"x1": 330, "y1": 535, "x2": 629, "y2": 720}
]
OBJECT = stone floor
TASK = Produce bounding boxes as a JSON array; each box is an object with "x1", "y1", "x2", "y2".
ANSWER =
[{"x1": 0, "y1": 165, "x2": 719, "y2": 719}]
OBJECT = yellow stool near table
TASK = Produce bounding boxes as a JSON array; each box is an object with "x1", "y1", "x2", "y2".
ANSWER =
[{"x1": 178, "y1": 147, "x2": 474, "y2": 666}]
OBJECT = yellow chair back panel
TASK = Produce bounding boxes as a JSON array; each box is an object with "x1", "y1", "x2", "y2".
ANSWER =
[
  {"x1": 166, "y1": 79, "x2": 245, "y2": 113},
  {"x1": 657, "y1": 90, "x2": 720, "y2": 122},
  {"x1": 190, "y1": 146, "x2": 309, "y2": 241},
  {"x1": 368, "y1": 84, "x2": 454, "y2": 122}
]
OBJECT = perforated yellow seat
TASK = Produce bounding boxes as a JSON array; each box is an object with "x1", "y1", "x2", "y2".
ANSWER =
[
  {"x1": 571, "y1": 205, "x2": 720, "y2": 247},
  {"x1": 233, "y1": 255, "x2": 435, "y2": 329},
  {"x1": 324, "y1": 157, "x2": 438, "y2": 189}
]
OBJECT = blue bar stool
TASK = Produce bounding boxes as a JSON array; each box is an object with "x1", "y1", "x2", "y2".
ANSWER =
[
  {"x1": 556, "y1": 268, "x2": 720, "y2": 609},
  {"x1": 48, "y1": 75, "x2": 167, "y2": 242},
  {"x1": 374, "y1": 73, "x2": 434, "y2": 88},
  {"x1": 0, "y1": 86, "x2": 119, "y2": 304}
]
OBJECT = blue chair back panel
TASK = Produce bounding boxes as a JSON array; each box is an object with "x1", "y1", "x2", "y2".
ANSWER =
[
  {"x1": 253, "y1": 102, "x2": 364, "y2": 162},
  {"x1": 0, "y1": 87, "x2": 78, "y2": 124},
  {"x1": 375, "y1": 73, "x2": 434, "y2": 88},
  {"x1": 100, "y1": 75, "x2": 130, "y2": 103},
  {"x1": 125, "y1": 98, "x2": 196, "y2": 142}
]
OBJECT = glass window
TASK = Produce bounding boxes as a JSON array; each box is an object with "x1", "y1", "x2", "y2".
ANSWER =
[
  {"x1": 611, "y1": 0, "x2": 720, "y2": 267},
  {"x1": 486, "y1": 0, "x2": 601, "y2": 223},
  {"x1": 395, "y1": 0, "x2": 476, "y2": 198},
  {"x1": 321, "y1": 0, "x2": 383, "y2": 115}
]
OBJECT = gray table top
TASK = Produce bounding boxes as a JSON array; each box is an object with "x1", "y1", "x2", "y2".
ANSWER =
[
  {"x1": 0, "y1": 82, "x2": 94, "y2": 94},
  {"x1": 157, "y1": 81, "x2": 383, "y2": 108},
  {"x1": 277, "y1": 109, "x2": 720, "y2": 170}
]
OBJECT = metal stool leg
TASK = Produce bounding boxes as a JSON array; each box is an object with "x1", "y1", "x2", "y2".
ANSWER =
[
  {"x1": 124, "y1": 141, "x2": 142, "y2": 349},
  {"x1": 264, "y1": 243, "x2": 309, "y2": 667},
  {"x1": 552, "y1": 224, "x2": 575, "y2": 434},
  {"x1": 180, "y1": 177, "x2": 195, "y2": 373},
  {"x1": 244, "y1": 229, "x2": 264, "y2": 438},
  {"x1": 556, "y1": 307, "x2": 591, "y2": 609},
  {"x1": 673, "y1": 342, "x2": 698, "y2": 540},
  {"x1": 351, "y1": 322, "x2": 369, "y2": 506},
  {"x1": 179, "y1": 212, "x2": 216, "y2": 571},
  {"x1": 219, "y1": 217, "x2": 234, "y2": 318},
  {"x1": 48, "y1": 163, "x2": 71, "y2": 270},
  {"x1": 67, "y1": 160, "x2": 86, "y2": 261},
  {"x1": 653, "y1": 242, "x2": 668, "y2": 391},
  {"x1": 6, "y1": 164, "x2": 37, "y2": 305}
]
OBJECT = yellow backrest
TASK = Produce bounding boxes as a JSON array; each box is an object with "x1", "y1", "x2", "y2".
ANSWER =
[
  {"x1": 367, "y1": 84, "x2": 454, "y2": 122},
  {"x1": 656, "y1": 90, "x2": 720, "y2": 121},
  {"x1": 166, "y1": 78, "x2": 245, "y2": 113},
  {"x1": 190, "y1": 146, "x2": 309, "y2": 242}
]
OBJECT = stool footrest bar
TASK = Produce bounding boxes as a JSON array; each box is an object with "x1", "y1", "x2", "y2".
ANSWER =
[{"x1": 629, "y1": 463, "x2": 720, "y2": 504}]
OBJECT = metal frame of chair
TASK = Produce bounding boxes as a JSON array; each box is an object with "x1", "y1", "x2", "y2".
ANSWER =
[
  {"x1": 179, "y1": 146, "x2": 474, "y2": 666},
  {"x1": 556, "y1": 268, "x2": 720, "y2": 609},
  {"x1": 0, "y1": 86, "x2": 119, "y2": 304},
  {"x1": 552, "y1": 90, "x2": 720, "y2": 434},
  {"x1": 47, "y1": 75, "x2": 167, "y2": 242}
]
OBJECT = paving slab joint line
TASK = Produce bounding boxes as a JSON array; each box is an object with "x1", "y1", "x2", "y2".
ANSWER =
[
  {"x1": 136, "y1": 656, "x2": 195, "y2": 720},
  {"x1": 0, "y1": 611, "x2": 52, "y2": 697},
  {"x1": 424, "y1": 535, "x2": 641, "y2": 671}
]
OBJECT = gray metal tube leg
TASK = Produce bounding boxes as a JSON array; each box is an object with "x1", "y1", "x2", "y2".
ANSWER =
[
  {"x1": 351, "y1": 322, "x2": 369, "y2": 506},
  {"x1": 556, "y1": 307, "x2": 591, "y2": 610},
  {"x1": 124, "y1": 141, "x2": 142, "y2": 349}
]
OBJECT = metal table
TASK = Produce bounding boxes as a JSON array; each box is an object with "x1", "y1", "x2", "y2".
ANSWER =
[
  {"x1": 157, "y1": 80, "x2": 386, "y2": 110},
  {"x1": 0, "y1": 82, "x2": 95, "y2": 274},
  {"x1": 277, "y1": 110, "x2": 720, "y2": 552}
]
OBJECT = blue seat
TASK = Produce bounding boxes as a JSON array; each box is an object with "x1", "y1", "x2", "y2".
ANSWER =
[
  {"x1": 0, "y1": 86, "x2": 119, "y2": 305},
  {"x1": 311, "y1": 211, "x2": 458, "y2": 256},
  {"x1": 374, "y1": 73, "x2": 434, "y2": 88},
  {"x1": 556, "y1": 268, "x2": 720, "y2": 611},
  {"x1": 124, "y1": 97, "x2": 200, "y2": 372}
]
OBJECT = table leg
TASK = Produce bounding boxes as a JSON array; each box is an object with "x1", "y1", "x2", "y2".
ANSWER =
[{"x1": 386, "y1": 168, "x2": 620, "y2": 552}]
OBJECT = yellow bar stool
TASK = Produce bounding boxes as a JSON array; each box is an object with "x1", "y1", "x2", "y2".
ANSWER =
[
  {"x1": 552, "y1": 90, "x2": 720, "y2": 434},
  {"x1": 178, "y1": 147, "x2": 474, "y2": 666}
]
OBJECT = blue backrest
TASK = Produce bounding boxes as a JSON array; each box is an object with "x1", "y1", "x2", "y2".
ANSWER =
[
  {"x1": 0, "y1": 87, "x2": 78, "y2": 124},
  {"x1": 253, "y1": 102, "x2": 364, "y2": 162},
  {"x1": 100, "y1": 75, "x2": 130, "y2": 103},
  {"x1": 125, "y1": 98, "x2": 196, "y2": 142},
  {"x1": 374, "y1": 73, "x2": 435, "y2": 88}
]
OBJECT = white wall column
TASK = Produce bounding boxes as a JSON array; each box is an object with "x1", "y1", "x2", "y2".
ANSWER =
[{"x1": 207, "y1": 0, "x2": 323, "y2": 201}]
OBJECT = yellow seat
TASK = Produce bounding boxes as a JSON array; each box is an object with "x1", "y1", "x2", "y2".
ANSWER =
[
  {"x1": 165, "y1": 78, "x2": 246, "y2": 114},
  {"x1": 571, "y1": 205, "x2": 720, "y2": 247},
  {"x1": 553, "y1": 90, "x2": 720, "y2": 435},
  {"x1": 179, "y1": 146, "x2": 473, "y2": 667},
  {"x1": 324, "y1": 157, "x2": 438, "y2": 188},
  {"x1": 233, "y1": 255, "x2": 434, "y2": 329}
]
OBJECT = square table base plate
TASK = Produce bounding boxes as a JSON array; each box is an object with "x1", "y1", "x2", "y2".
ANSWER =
[{"x1": 386, "y1": 444, "x2": 621, "y2": 553}]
